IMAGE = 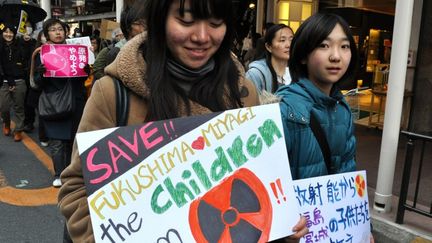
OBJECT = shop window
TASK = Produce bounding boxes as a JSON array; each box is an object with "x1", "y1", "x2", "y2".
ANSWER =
[{"x1": 277, "y1": 0, "x2": 315, "y2": 32}]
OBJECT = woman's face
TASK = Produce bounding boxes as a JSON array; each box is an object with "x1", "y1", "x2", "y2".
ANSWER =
[
  {"x1": 47, "y1": 23, "x2": 66, "y2": 44},
  {"x1": 305, "y1": 24, "x2": 351, "y2": 92},
  {"x1": 165, "y1": 0, "x2": 227, "y2": 69},
  {"x1": 266, "y1": 27, "x2": 293, "y2": 62},
  {"x1": 2, "y1": 28, "x2": 15, "y2": 43},
  {"x1": 91, "y1": 39, "x2": 99, "y2": 52},
  {"x1": 130, "y1": 20, "x2": 145, "y2": 39}
]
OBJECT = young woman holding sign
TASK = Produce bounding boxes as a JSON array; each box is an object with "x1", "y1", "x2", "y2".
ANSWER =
[
  {"x1": 32, "y1": 18, "x2": 88, "y2": 187},
  {"x1": 58, "y1": 0, "x2": 307, "y2": 242}
]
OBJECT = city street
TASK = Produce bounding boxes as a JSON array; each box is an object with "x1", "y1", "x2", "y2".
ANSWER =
[{"x1": 0, "y1": 124, "x2": 64, "y2": 242}]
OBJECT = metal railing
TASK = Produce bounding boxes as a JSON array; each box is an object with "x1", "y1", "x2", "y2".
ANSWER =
[{"x1": 396, "y1": 131, "x2": 432, "y2": 224}]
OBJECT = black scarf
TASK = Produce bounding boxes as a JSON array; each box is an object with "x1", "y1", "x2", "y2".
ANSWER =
[{"x1": 166, "y1": 58, "x2": 215, "y2": 94}]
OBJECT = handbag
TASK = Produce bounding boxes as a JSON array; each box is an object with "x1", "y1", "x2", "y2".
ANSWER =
[{"x1": 38, "y1": 80, "x2": 75, "y2": 120}]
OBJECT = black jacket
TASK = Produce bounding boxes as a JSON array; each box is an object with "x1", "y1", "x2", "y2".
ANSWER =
[
  {"x1": 33, "y1": 52, "x2": 87, "y2": 140},
  {"x1": 0, "y1": 38, "x2": 34, "y2": 81}
]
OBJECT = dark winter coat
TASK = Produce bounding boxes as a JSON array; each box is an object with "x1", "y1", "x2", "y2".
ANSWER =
[{"x1": 276, "y1": 78, "x2": 356, "y2": 179}]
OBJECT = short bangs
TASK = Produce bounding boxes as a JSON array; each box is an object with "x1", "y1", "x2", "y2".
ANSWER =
[{"x1": 178, "y1": 0, "x2": 232, "y2": 22}]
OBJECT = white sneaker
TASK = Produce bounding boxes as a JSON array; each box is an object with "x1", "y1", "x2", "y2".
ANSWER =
[
  {"x1": 52, "y1": 178, "x2": 62, "y2": 187},
  {"x1": 40, "y1": 141, "x2": 49, "y2": 147}
]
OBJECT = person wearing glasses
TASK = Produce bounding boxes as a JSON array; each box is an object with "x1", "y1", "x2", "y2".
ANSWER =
[
  {"x1": 32, "y1": 18, "x2": 88, "y2": 188},
  {"x1": 93, "y1": 6, "x2": 146, "y2": 81}
]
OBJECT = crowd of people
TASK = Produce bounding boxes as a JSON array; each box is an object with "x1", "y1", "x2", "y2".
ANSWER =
[
  {"x1": 0, "y1": 5, "x2": 144, "y2": 188},
  {"x1": 1, "y1": 0, "x2": 374, "y2": 241}
]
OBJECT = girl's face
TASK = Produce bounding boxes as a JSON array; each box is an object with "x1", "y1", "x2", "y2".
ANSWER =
[
  {"x1": 2, "y1": 28, "x2": 15, "y2": 43},
  {"x1": 266, "y1": 27, "x2": 293, "y2": 62},
  {"x1": 166, "y1": 0, "x2": 227, "y2": 69},
  {"x1": 47, "y1": 23, "x2": 66, "y2": 44},
  {"x1": 305, "y1": 24, "x2": 351, "y2": 93}
]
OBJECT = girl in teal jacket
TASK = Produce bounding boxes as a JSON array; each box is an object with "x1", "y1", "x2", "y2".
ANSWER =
[{"x1": 276, "y1": 13, "x2": 358, "y2": 180}]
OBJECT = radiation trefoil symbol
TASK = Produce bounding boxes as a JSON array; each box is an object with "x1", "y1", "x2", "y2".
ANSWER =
[
  {"x1": 355, "y1": 174, "x2": 366, "y2": 198},
  {"x1": 189, "y1": 168, "x2": 272, "y2": 243}
]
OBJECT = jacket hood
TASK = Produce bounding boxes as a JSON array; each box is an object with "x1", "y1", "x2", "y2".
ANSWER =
[{"x1": 105, "y1": 32, "x2": 150, "y2": 98}]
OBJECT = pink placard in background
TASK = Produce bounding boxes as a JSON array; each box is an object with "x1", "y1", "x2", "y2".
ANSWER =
[{"x1": 41, "y1": 44, "x2": 88, "y2": 78}]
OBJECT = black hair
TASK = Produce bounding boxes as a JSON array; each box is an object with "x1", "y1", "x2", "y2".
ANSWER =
[
  {"x1": 120, "y1": 2, "x2": 144, "y2": 40},
  {"x1": 264, "y1": 22, "x2": 275, "y2": 33},
  {"x1": 93, "y1": 29, "x2": 100, "y2": 37},
  {"x1": 289, "y1": 13, "x2": 359, "y2": 86},
  {"x1": 142, "y1": 0, "x2": 241, "y2": 121},
  {"x1": 35, "y1": 31, "x2": 45, "y2": 48},
  {"x1": 263, "y1": 24, "x2": 293, "y2": 93},
  {"x1": 1, "y1": 23, "x2": 17, "y2": 36},
  {"x1": 90, "y1": 35, "x2": 101, "y2": 53},
  {"x1": 64, "y1": 23, "x2": 70, "y2": 34},
  {"x1": 42, "y1": 18, "x2": 66, "y2": 42}
]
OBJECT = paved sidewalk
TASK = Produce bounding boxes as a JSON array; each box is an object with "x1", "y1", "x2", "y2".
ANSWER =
[
  {"x1": 355, "y1": 125, "x2": 432, "y2": 243},
  {"x1": 0, "y1": 123, "x2": 64, "y2": 242}
]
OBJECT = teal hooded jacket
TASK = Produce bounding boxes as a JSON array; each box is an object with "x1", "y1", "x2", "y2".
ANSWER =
[{"x1": 276, "y1": 78, "x2": 356, "y2": 180}]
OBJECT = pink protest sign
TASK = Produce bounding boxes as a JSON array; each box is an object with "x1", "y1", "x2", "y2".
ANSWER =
[{"x1": 41, "y1": 44, "x2": 88, "y2": 78}]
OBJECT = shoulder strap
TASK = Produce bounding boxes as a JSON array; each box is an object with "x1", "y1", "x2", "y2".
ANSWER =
[
  {"x1": 249, "y1": 67, "x2": 267, "y2": 91},
  {"x1": 113, "y1": 77, "x2": 130, "y2": 127},
  {"x1": 106, "y1": 47, "x2": 120, "y2": 66},
  {"x1": 309, "y1": 111, "x2": 334, "y2": 174}
]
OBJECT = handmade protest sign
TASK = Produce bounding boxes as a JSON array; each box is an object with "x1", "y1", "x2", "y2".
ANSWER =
[
  {"x1": 41, "y1": 44, "x2": 88, "y2": 77},
  {"x1": 294, "y1": 171, "x2": 372, "y2": 243},
  {"x1": 76, "y1": 104, "x2": 300, "y2": 243},
  {"x1": 66, "y1": 36, "x2": 95, "y2": 64}
]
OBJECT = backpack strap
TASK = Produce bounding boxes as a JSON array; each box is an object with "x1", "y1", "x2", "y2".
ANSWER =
[
  {"x1": 112, "y1": 77, "x2": 129, "y2": 127},
  {"x1": 309, "y1": 111, "x2": 334, "y2": 174},
  {"x1": 106, "y1": 46, "x2": 121, "y2": 67}
]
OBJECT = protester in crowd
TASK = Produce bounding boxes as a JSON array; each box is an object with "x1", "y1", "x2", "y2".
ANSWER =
[
  {"x1": 92, "y1": 28, "x2": 100, "y2": 38},
  {"x1": 0, "y1": 23, "x2": 33, "y2": 141},
  {"x1": 277, "y1": 13, "x2": 358, "y2": 179},
  {"x1": 240, "y1": 30, "x2": 253, "y2": 60},
  {"x1": 32, "y1": 19, "x2": 88, "y2": 187},
  {"x1": 92, "y1": 6, "x2": 145, "y2": 81},
  {"x1": 90, "y1": 35, "x2": 101, "y2": 58},
  {"x1": 22, "y1": 22, "x2": 38, "y2": 133},
  {"x1": 72, "y1": 27, "x2": 82, "y2": 38},
  {"x1": 242, "y1": 31, "x2": 261, "y2": 68},
  {"x1": 276, "y1": 13, "x2": 375, "y2": 242},
  {"x1": 111, "y1": 27, "x2": 123, "y2": 43},
  {"x1": 58, "y1": 0, "x2": 307, "y2": 242},
  {"x1": 64, "y1": 24, "x2": 71, "y2": 39},
  {"x1": 246, "y1": 24, "x2": 294, "y2": 93},
  {"x1": 28, "y1": 31, "x2": 49, "y2": 146}
]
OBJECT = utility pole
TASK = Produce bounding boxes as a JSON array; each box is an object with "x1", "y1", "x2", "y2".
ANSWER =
[{"x1": 373, "y1": 0, "x2": 414, "y2": 213}]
